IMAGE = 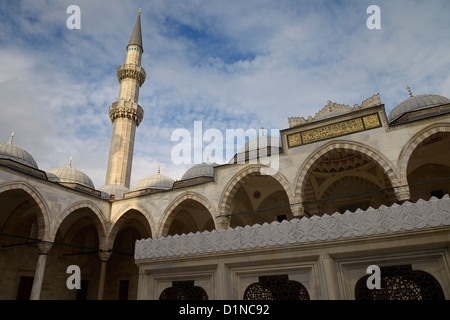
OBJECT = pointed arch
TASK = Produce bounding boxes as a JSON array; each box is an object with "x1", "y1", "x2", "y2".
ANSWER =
[
  {"x1": 398, "y1": 123, "x2": 450, "y2": 184},
  {"x1": 219, "y1": 165, "x2": 295, "y2": 216},
  {"x1": 49, "y1": 200, "x2": 109, "y2": 249},
  {"x1": 0, "y1": 182, "x2": 51, "y2": 241},
  {"x1": 294, "y1": 141, "x2": 401, "y2": 202},
  {"x1": 106, "y1": 203, "x2": 155, "y2": 249},
  {"x1": 157, "y1": 192, "x2": 217, "y2": 238}
]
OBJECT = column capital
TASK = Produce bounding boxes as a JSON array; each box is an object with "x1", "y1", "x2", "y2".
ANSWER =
[
  {"x1": 98, "y1": 250, "x2": 112, "y2": 262},
  {"x1": 215, "y1": 215, "x2": 231, "y2": 230},
  {"x1": 291, "y1": 203, "x2": 305, "y2": 219},
  {"x1": 395, "y1": 185, "x2": 411, "y2": 203},
  {"x1": 37, "y1": 241, "x2": 53, "y2": 255}
]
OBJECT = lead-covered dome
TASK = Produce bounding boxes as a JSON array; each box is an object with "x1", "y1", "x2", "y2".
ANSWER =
[
  {"x1": 47, "y1": 158, "x2": 95, "y2": 189},
  {"x1": 388, "y1": 94, "x2": 450, "y2": 124},
  {"x1": 181, "y1": 162, "x2": 217, "y2": 180},
  {"x1": 0, "y1": 133, "x2": 38, "y2": 169},
  {"x1": 133, "y1": 172, "x2": 174, "y2": 191}
]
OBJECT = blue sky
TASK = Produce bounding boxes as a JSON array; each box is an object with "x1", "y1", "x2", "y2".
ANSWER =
[{"x1": 1, "y1": 0, "x2": 450, "y2": 189}]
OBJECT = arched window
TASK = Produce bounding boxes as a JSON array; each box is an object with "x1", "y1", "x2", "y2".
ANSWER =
[
  {"x1": 243, "y1": 275, "x2": 310, "y2": 300},
  {"x1": 355, "y1": 265, "x2": 445, "y2": 300},
  {"x1": 159, "y1": 281, "x2": 208, "y2": 300}
]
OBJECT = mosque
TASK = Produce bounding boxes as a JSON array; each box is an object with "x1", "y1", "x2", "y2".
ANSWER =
[{"x1": 0, "y1": 11, "x2": 449, "y2": 300}]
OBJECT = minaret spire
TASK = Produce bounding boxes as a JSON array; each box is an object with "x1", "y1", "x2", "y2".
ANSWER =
[
  {"x1": 104, "y1": 11, "x2": 147, "y2": 189},
  {"x1": 128, "y1": 8, "x2": 143, "y2": 51}
]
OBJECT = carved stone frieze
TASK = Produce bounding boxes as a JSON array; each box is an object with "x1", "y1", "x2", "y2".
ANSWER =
[
  {"x1": 109, "y1": 100, "x2": 144, "y2": 126},
  {"x1": 117, "y1": 63, "x2": 146, "y2": 87},
  {"x1": 135, "y1": 195, "x2": 450, "y2": 261}
]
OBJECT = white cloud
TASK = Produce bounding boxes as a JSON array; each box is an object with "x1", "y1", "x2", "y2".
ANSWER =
[{"x1": 1, "y1": 0, "x2": 449, "y2": 189}]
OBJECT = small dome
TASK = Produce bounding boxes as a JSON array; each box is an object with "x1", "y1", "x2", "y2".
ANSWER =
[
  {"x1": 182, "y1": 162, "x2": 217, "y2": 180},
  {"x1": 99, "y1": 184, "x2": 130, "y2": 199},
  {"x1": 0, "y1": 133, "x2": 38, "y2": 169},
  {"x1": 47, "y1": 158, "x2": 95, "y2": 189},
  {"x1": 238, "y1": 135, "x2": 281, "y2": 153},
  {"x1": 388, "y1": 94, "x2": 450, "y2": 123},
  {"x1": 133, "y1": 174, "x2": 174, "y2": 191}
]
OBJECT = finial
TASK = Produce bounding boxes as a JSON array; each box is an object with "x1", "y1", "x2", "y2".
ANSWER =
[
  {"x1": 206, "y1": 152, "x2": 210, "y2": 163},
  {"x1": 261, "y1": 127, "x2": 265, "y2": 136},
  {"x1": 406, "y1": 86, "x2": 413, "y2": 98},
  {"x1": 68, "y1": 156, "x2": 72, "y2": 167},
  {"x1": 8, "y1": 132, "x2": 14, "y2": 144},
  {"x1": 158, "y1": 164, "x2": 160, "y2": 175},
  {"x1": 138, "y1": 8, "x2": 141, "y2": 15}
]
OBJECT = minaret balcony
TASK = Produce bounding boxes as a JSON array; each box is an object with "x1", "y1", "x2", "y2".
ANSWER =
[
  {"x1": 117, "y1": 63, "x2": 146, "y2": 87},
  {"x1": 109, "y1": 100, "x2": 144, "y2": 126}
]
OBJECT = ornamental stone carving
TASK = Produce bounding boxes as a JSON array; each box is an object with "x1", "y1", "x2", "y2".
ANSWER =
[
  {"x1": 135, "y1": 195, "x2": 450, "y2": 261},
  {"x1": 109, "y1": 100, "x2": 144, "y2": 126},
  {"x1": 117, "y1": 63, "x2": 146, "y2": 87}
]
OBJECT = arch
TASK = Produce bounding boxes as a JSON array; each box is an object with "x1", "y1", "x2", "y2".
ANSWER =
[
  {"x1": 106, "y1": 203, "x2": 155, "y2": 249},
  {"x1": 398, "y1": 124, "x2": 450, "y2": 184},
  {"x1": 219, "y1": 165, "x2": 295, "y2": 216},
  {"x1": 0, "y1": 182, "x2": 51, "y2": 241},
  {"x1": 294, "y1": 141, "x2": 401, "y2": 202},
  {"x1": 49, "y1": 200, "x2": 109, "y2": 249},
  {"x1": 157, "y1": 192, "x2": 217, "y2": 238}
]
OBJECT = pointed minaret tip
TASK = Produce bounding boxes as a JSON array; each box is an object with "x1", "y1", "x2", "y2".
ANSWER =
[
  {"x1": 128, "y1": 9, "x2": 143, "y2": 50},
  {"x1": 158, "y1": 164, "x2": 161, "y2": 176},
  {"x1": 68, "y1": 156, "x2": 72, "y2": 167}
]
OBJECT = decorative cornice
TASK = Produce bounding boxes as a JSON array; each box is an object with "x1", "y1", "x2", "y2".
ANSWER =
[
  {"x1": 288, "y1": 94, "x2": 382, "y2": 128},
  {"x1": 117, "y1": 63, "x2": 146, "y2": 87},
  {"x1": 135, "y1": 195, "x2": 450, "y2": 261},
  {"x1": 109, "y1": 100, "x2": 144, "y2": 126}
]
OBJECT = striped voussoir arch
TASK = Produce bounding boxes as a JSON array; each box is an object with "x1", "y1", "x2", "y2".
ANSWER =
[
  {"x1": 106, "y1": 203, "x2": 155, "y2": 249},
  {"x1": 398, "y1": 125, "x2": 450, "y2": 185},
  {"x1": 294, "y1": 142, "x2": 401, "y2": 201},
  {"x1": 49, "y1": 201, "x2": 109, "y2": 250},
  {"x1": 0, "y1": 182, "x2": 51, "y2": 241},
  {"x1": 219, "y1": 165, "x2": 295, "y2": 216},
  {"x1": 157, "y1": 193, "x2": 216, "y2": 238}
]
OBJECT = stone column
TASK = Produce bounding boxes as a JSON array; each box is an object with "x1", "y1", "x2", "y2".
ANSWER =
[
  {"x1": 215, "y1": 215, "x2": 230, "y2": 230},
  {"x1": 30, "y1": 242, "x2": 53, "y2": 300},
  {"x1": 318, "y1": 252, "x2": 340, "y2": 300},
  {"x1": 97, "y1": 250, "x2": 112, "y2": 300},
  {"x1": 394, "y1": 185, "x2": 411, "y2": 204}
]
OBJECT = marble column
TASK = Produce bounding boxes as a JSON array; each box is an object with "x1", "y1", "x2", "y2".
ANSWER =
[
  {"x1": 30, "y1": 242, "x2": 53, "y2": 300},
  {"x1": 97, "y1": 250, "x2": 112, "y2": 300}
]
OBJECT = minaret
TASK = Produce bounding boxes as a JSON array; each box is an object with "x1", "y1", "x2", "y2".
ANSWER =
[{"x1": 105, "y1": 9, "x2": 146, "y2": 189}]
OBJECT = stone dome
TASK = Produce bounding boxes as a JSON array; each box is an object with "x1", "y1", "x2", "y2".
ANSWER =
[
  {"x1": 181, "y1": 162, "x2": 217, "y2": 180},
  {"x1": 0, "y1": 133, "x2": 38, "y2": 169},
  {"x1": 47, "y1": 159, "x2": 95, "y2": 189},
  {"x1": 133, "y1": 173, "x2": 174, "y2": 191},
  {"x1": 388, "y1": 94, "x2": 450, "y2": 123},
  {"x1": 99, "y1": 184, "x2": 130, "y2": 199}
]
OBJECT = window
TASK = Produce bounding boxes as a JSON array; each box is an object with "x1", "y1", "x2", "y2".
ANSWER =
[
  {"x1": 244, "y1": 275, "x2": 309, "y2": 300},
  {"x1": 16, "y1": 276, "x2": 34, "y2": 300},
  {"x1": 159, "y1": 281, "x2": 208, "y2": 300},
  {"x1": 355, "y1": 265, "x2": 445, "y2": 300},
  {"x1": 430, "y1": 190, "x2": 445, "y2": 199}
]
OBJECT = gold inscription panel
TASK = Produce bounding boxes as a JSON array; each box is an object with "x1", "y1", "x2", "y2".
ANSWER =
[{"x1": 287, "y1": 113, "x2": 382, "y2": 148}]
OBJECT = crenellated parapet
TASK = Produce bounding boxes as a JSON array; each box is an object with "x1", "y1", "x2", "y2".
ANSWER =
[
  {"x1": 109, "y1": 100, "x2": 144, "y2": 126},
  {"x1": 117, "y1": 63, "x2": 146, "y2": 87}
]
